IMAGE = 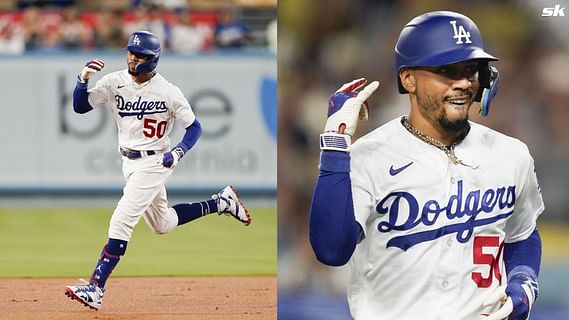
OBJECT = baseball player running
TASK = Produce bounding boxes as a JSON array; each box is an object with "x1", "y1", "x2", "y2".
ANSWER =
[
  {"x1": 309, "y1": 11, "x2": 543, "y2": 320},
  {"x1": 64, "y1": 31, "x2": 251, "y2": 310}
]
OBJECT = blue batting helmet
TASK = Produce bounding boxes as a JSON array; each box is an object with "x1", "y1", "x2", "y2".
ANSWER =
[
  {"x1": 127, "y1": 31, "x2": 161, "y2": 74},
  {"x1": 395, "y1": 11, "x2": 499, "y2": 116}
]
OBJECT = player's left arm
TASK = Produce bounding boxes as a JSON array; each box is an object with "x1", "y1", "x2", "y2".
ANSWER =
[
  {"x1": 160, "y1": 119, "x2": 202, "y2": 168},
  {"x1": 484, "y1": 230, "x2": 541, "y2": 320},
  {"x1": 504, "y1": 229, "x2": 541, "y2": 319},
  {"x1": 485, "y1": 150, "x2": 544, "y2": 320},
  {"x1": 160, "y1": 89, "x2": 200, "y2": 168}
]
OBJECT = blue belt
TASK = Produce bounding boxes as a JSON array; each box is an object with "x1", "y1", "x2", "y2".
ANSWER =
[{"x1": 120, "y1": 147, "x2": 156, "y2": 159}]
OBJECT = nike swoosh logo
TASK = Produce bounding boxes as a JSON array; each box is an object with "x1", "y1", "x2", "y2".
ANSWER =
[
  {"x1": 117, "y1": 85, "x2": 125, "y2": 89},
  {"x1": 389, "y1": 161, "x2": 414, "y2": 176}
]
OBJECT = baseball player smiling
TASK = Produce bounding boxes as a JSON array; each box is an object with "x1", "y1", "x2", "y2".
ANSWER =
[
  {"x1": 310, "y1": 11, "x2": 543, "y2": 320},
  {"x1": 64, "y1": 31, "x2": 251, "y2": 311}
]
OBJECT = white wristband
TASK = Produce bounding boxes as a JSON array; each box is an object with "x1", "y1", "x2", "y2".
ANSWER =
[{"x1": 320, "y1": 132, "x2": 351, "y2": 152}]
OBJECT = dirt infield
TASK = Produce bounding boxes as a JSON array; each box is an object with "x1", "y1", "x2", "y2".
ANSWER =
[{"x1": 0, "y1": 276, "x2": 276, "y2": 320}]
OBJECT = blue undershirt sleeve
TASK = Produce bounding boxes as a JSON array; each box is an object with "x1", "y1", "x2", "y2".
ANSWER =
[
  {"x1": 175, "y1": 119, "x2": 202, "y2": 153},
  {"x1": 309, "y1": 151, "x2": 361, "y2": 266},
  {"x1": 503, "y1": 228, "x2": 542, "y2": 278},
  {"x1": 72, "y1": 79, "x2": 93, "y2": 114}
]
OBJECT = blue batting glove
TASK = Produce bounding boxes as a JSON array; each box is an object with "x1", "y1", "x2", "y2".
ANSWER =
[
  {"x1": 159, "y1": 143, "x2": 189, "y2": 168},
  {"x1": 483, "y1": 266, "x2": 538, "y2": 320},
  {"x1": 324, "y1": 78, "x2": 378, "y2": 135},
  {"x1": 506, "y1": 268, "x2": 539, "y2": 320},
  {"x1": 320, "y1": 78, "x2": 379, "y2": 152}
]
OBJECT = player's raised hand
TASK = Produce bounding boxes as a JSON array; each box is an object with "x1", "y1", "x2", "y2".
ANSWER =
[
  {"x1": 324, "y1": 78, "x2": 379, "y2": 135},
  {"x1": 320, "y1": 78, "x2": 379, "y2": 152},
  {"x1": 79, "y1": 59, "x2": 105, "y2": 82}
]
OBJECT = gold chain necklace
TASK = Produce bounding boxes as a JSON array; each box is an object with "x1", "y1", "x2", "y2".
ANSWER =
[{"x1": 402, "y1": 117, "x2": 478, "y2": 169}]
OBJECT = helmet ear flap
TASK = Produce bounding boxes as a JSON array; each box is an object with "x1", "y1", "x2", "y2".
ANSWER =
[
  {"x1": 477, "y1": 65, "x2": 500, "y2": 117},
  {"x1": 474, "y1": 62, "x2": 489, "y2": 102},
  {"x1": 135, "y1": 51, "x2": 160, "y2": 74}
]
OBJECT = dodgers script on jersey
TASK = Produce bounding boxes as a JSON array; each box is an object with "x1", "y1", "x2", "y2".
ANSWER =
[
  {"x1": 347, "y1": 117, "x2": 544, "y2": 320},
  {"x1": 87, "y1": 70, "x2": 196, "y2": 151}
]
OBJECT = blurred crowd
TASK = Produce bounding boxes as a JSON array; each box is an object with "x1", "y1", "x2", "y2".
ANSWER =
[
  {"x1": 279, "y1": 0, "x2": 569, "y2": 317},
  {"x1": 0, "y1": 0, "x2": 276, "y2": 54}
]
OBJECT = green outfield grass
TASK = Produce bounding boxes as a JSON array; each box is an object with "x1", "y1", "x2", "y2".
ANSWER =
[{"x1": 0, "y1": 207, "x2": 276, "y2": 277}]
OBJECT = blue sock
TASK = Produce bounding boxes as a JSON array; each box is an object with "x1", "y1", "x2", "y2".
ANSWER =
[
  {"x1": 174, "y1": 199, "x2": 218, "y2": 225},
  {"x1": 89, "y1": 238, "x2": 127, "y2": 288}
]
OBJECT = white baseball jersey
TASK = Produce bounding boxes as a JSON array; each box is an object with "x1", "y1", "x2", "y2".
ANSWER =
[
  {"x1": 88, "y1": 70, "x2": 196, "y2": 151},
  {"x1": 348, "y1": 117, "x2": 544, "y2": 320},
  {"x1": 86, "y1": 70, "x2": 197, "y2": 241}
]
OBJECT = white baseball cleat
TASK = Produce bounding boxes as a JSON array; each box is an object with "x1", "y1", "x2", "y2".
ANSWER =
[
  {"x1": 213, "y1": 186, "x2": 251, "y2": 226},
  {"x1": 64, "y1": 279, "x2": 104, "y2": 310}
]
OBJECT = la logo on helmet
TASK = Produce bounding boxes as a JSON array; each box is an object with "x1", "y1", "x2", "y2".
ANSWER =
[
  {"x1": 449, "y1": 20, "x2": 472, "y2": 44},
  {"x1": 133, "y1": 35, "x2": 141, "y2": 46}
]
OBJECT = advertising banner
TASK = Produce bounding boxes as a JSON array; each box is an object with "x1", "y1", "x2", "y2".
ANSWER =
[{"x1": 0, "y1": 54, "x2": 276, "y2": 193}]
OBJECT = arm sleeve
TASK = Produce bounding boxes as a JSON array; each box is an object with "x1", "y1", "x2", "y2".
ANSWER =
[
  {"x1": 504, "y1": 228, "x2": 542, "y2": 278},
  {"x1": 309, "y1": 151, "x2": 361, "y2": 266},
  {"x1": 175, "y1": 119, "x2": 202, "y2": 152},
  {"x1": 72, "y1": 79, "x2": 94, "y2": 114}
]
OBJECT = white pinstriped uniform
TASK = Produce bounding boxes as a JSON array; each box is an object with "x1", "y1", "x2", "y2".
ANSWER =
[{"x1": 347, "y1": 117, "x2": 544, "y2": 320}]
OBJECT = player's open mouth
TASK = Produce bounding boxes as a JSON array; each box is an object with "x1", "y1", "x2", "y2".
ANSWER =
[{"x1": 445, "y1": 96, "x2": 470, "y2": 105}]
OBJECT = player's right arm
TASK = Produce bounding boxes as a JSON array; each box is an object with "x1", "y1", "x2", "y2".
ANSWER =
[
  {"x1": 72, "y1": 59, "x2": 105, "y2": 114},
  {"x1": 309, "y1": 78, "x2": 378, "y2": 266}
]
